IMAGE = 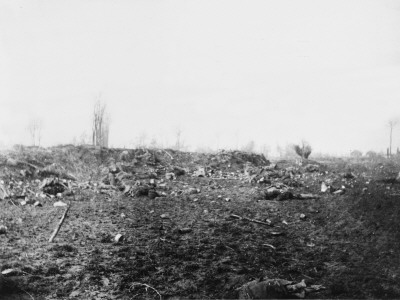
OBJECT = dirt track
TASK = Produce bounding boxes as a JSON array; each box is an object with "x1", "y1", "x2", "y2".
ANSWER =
[{"x1": 1, "y1": 146, "x2": 400, "y2": 299}]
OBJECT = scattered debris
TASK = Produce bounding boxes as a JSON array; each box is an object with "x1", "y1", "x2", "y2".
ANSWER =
[
  {"x1": 0, "y1": 225, "x2": 7, "y2": 234},
  {"x1": 262, "y1": 243, "x2": 276, "y2": 250},
  {"x1": 264, "y1": 188, "x2": 281, "y2": 200},
  {"x1": 277, "y1": 191, "x2": 294, "y2": 201},
  {"x1": 172, "y1": 166, "x2": 186, "y2": 176},
  {"x1": 0, "y1": 146, "x2": 377, "y2": 298},
  {"x1": 148, "y1": 189, "x2": 159, "y2": 199},
  {"x1": 304, "y1": 164, "x2": 319, "y2": 172},
  {"x1": 1, "y1": 269, "x2": 21, "y2": 276},
  {"x1": 165, "y1": 172, "x2": 176, "y2": 181},
  {"x1": 0, "y1": 182, "x2": 9, "y2": 200},
  {"x1": 343, "y1": 172, "x2": 356, "y2": 179},
  {"x1": 238, "y1": 278, "x2": 325, "y2": 299},
  {"x1": 178, "y1": 227, "x2": 192, "y2": 234},
  {"x1": 230, "y1": 214, "x2": 272, "y2": 226},
  {"x1": 114, "y1": 233, "x2": 124, "y2": 243},
  {"x1": 54, "y1": 201, "x2": 67, "y2": 207},
  {"x1": 297, "y1": 193, "x2": 319, "y2": 200},
  {"x1": 321, "y1": 182, "x2": 329, "y2": 193},
  {"x1": 194, "y1": 167, "x2": 207, "y2": 177},
  {"x1": 333, "y1": 189, "x2": 345, "y2": 195}
]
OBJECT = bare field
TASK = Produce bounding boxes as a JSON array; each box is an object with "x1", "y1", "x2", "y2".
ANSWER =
[{"x1": 1, "y1": 146, "x2": 400, "y2": 299}]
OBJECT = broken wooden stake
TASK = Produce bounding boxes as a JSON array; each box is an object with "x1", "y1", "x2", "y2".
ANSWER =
[
  {"x1": 49, "y1": 201, "x2": 71, "y2": 243},
  {"x1": 230, "y1": 214, "x2": 272, "y2": 226}
]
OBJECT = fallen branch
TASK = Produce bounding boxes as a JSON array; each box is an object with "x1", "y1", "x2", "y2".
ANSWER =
[
  {"x1": 4, "y1": 158, "x2": 39, "y2": 170},
  {"x1": 297, "y1": 193, "x2": 319, "y2": 200},
  {"x1": 19, "y1": 287, "x2": 34, "y2": 300},
  {"x1": 262, "y1": 243, "x2": 276, "y2": 250},
  {"x1": 230, "y1": 214, "x2": 272, "y2": 226},
  {"x1": 129, "y1": 282, "x2": 162, "y2": 300},
  {"x1": 49, "y1": 201, "x2": 71, "y2": 243},
  {"x1": 38, "y1": 169, "x2": 77, "y2": 181}
]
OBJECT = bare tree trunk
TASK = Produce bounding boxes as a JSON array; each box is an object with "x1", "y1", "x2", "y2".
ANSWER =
[
  {"x1": 92, "y1": 97, "x2": 109, "y2": 148},
  {"x1": 390, "y1": 126, "x2": 393, "y2": 157}
]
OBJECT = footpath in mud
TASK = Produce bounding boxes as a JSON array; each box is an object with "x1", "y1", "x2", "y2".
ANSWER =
[{"x1": 1, "y1": 145, "x2": 400, "y2": 299}]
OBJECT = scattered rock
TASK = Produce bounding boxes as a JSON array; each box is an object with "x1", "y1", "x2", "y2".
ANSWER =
[
  {"x1": 333, "y1": 189, "x2": 345, "y2": 195},
  {"x1": 304, "y1": 164, "x2": 319, "y2": 172},
  {"x1": 238, "y1": 278, "x2": 297, "y2": 299},
  {"x1": 173, "y1": 166, "x2": 186, "y2": 176},
  {"x1": 68, "y1": 265, "x2": 84, "y2": 275},
  {"x1": 114, "y1": 234, "x2": 124, "y2": 243},
  {"x1": 343, "y1": 172, "x2": 356, "y2": 179},
  {"x1": 165, "y1": 172, "x2": 176, "y2": 180},
  {"x1": 297, "y1": 193, "x2": 319, "y2": 200},
  {"x1": 69, "y1": 290, "x2": 81, "y2": 298},
  {"x1": 264, "y1": 188, "x2": 281, "y2": 200},
  {"x1": 0, "y1": 182, "x2": 9, "y2": 200},
  {"x1": 1, "y1": 269, "x2": 21, "y2": 276},
  {"x1": 0, "y1": 225, "x2": 7, "y2": 234},
  {"x1": 148, "y1": 189, "x2": 159, "y2": 199},
  {"x1": 321, "y1": 182, "x2": 329, "y2": 193},
  {"x1": 194, "y1": 167, "x2": 207, "y2": 177},
  {"x1": 33, "y1": 201, "x2": 42, "y2": 207},
  {"x1": 179, "y1": 227, "x2": 192, "y2": 234},
  {"x1": 277, "y1": 191, "x2": 294, "y2": 201},
  {"x1": 187, "y1": 187, "x2": 200, "y2": 195}
]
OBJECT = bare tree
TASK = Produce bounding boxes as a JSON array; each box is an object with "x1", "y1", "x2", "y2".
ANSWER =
[
  {"x1": 260, "y1": 144, "x2": 271, "y2": 158},
  {"x1": 242, "y1": 140, "x2": 256, "y2": 153},
  {"x1": 174, "y1": 126, "x2": 184, "y2": 151},
  {"x1": 136, "y1": 132, "x2": 147, "y2": 148},
  {"x1": 92, "y1": 97, "x2": 110, "y2": 148},
  {"x1": 80, "y1": 131, "x2": 90, "y2": 145},
  {"x1": 293, "y1": 140, "x2": 312, "y2": 160},
  {"x1": 388, "y1": 119, "x2": 398, "y2": 157},
  {"x1": 276, "y1": 144, "x2": 284, "y2": 158},
  {"x1": 27, "y1": 119, "x2": 43, "y2": 146},
  {"x1": 103, "y1": 113, "x2": 110, "y2": 147},
  {"x1": 149, "y1": 136, "x2": 162, "y2": 149}
]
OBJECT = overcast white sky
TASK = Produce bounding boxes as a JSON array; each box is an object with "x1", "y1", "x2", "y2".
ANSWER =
[{"x1": 1, "y1": 0, "x2": 399, "y2": 155}]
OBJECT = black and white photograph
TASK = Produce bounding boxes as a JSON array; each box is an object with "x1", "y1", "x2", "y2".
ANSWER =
[{"x1": 1, "y1": 0, "x2": 400, "y2": 299}]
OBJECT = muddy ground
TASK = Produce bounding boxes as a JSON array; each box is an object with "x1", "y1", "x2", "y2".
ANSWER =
[{"x1": 1, "y1": 145, "x2": 400, "y2": 299}]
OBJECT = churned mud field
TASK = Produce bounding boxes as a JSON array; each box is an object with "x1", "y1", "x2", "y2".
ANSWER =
[{"x1": 1, "y1": 145, "x2": 400, "y2": 299}]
